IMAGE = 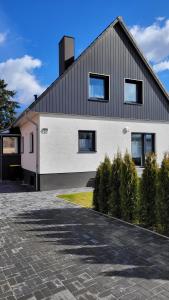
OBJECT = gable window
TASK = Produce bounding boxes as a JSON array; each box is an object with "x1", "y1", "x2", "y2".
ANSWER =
[
  {"x1": 78, "y1": 131, "x2": 96, "y2": 152},
  {"x1": 21, "y1": 136, "x2": 24, "y2": 154},
  {"x1": 29, "y1": 132, "x2": 34, "y2": 153},
  {"x1": 131, "y1": 133, "x2": 155, "y2": 166},
  {"x1": 124, "y1": 79, "x2": 143, "y2": 104},
  {"x1": 89, "y1": 73, "x2": 109, "y2": 101},
  {"x1": 3, "y1": 137, "x2": 18, "y2": 154}
]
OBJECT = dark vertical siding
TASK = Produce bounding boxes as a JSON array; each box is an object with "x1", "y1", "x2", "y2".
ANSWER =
[
  {"x1": 33, "y1": 22, "x2": 169, "y2": 121},
  {"x1": 0, "y1": 137, "x2": 2, "y2": 180}
]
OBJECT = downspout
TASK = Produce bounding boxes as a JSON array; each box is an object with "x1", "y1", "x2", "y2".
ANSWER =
[{"x1": 25, "y1": 111, "x2": 39, "y2": 191}]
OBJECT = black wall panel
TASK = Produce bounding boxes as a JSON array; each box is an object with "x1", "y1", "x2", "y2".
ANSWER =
[{"x1": 32, "y1": 21, "x2": 169, "y2": 121}]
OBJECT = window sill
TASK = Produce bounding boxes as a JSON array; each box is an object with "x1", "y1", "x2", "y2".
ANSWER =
[
  {"x1": 78, "y1": 151, "x2": 97, "y2": 154},
  {"x1": 88, "y1": 98, "x2": 109, "y2": 102},
  {"x1": 124, "y1": 101, "x2": 143, "y2": 105},
  {"x1": 135, "y1": 165, "x2": 144, "y2": 168}
]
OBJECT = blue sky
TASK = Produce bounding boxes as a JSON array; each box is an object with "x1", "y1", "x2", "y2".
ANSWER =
[{"x1": 0, "y1": 0, "x2": 169, "y2": 112}]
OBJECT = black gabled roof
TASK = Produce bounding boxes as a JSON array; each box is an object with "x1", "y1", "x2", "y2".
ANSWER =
[{"x1": 14, "y1": 16, "x2": 169, "y2": 125}]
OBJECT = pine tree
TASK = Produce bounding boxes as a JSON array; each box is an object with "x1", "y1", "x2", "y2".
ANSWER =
[
  {"x1": 120, "y1": 152, "x2": 138, "y2": 222},
  {"x1": 98, "y1": 156, "x2": 111, "y2": 214},
  {"x1": 139, "y1": 153, "x2": 158, "y2": 227},
  {"x1": 157, "y1": 153, "x2": 169, "y2": 233},
  {"x1": 93, "y1": 164, "x2": 102, "y2": 211},
  {"x1": 109, "y1": 152, "x2": 123, "y2": 218},
  {"x1": 0, "y1": 79, "x2": 20, "y2": 130}
]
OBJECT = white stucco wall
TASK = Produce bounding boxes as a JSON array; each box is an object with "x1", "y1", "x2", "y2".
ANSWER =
[
  {"x1": 20, "y1": 115, "x2": 39, "y2": 172},
  {"x1": 39, "y1": 114, "x2": 169, "y2": 174}
]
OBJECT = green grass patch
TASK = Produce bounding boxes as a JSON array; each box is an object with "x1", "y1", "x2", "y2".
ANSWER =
[{"x1": 57, "y1": 192, "x2": 93, "y2": 208}]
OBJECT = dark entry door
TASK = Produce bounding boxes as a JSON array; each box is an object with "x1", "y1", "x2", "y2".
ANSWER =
[{"x1": 1, "y1": 135, "x2": 22, "y2": 181}]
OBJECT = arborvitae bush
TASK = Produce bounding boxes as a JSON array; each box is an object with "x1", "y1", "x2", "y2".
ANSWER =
[
  {"x1": 120, "y1": 152, "x2": 138, "y2": 222},
  {"x1": 93, "y1": 164, "x2": 102, "y2": 211},
  {"x1": 98, "y1": 156, "x2": 111, "y2": 214},
  {"x1": 108, "y1": 152, "x2": 123, "y2": 218},
  {"x1": 157, "y1": 153, "x2": 169, "y2": 233},
  {"x1": 139, "y1": 153, "x2": 158, "y2": 227}
]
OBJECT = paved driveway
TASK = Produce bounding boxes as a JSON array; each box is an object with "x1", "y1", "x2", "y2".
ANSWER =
[{"x1": 1, "y1": 185, "x2": 169, "y2": 299}]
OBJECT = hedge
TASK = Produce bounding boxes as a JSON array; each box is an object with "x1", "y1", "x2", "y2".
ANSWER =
[
  {"x1": 108, "y1": 152, "x2": 123, "y2": 218},
  {"x1": 139, "y1": 153, "x2": 158, "y2": 228},
  {"x1": 93, "y1": 151, "x2": 169, "y2": 235},
  {"x1": 98, "y1": 156, "x2": 111, "y2": 214},
  {"x1": 157, "y1": 153, "x2": 169, "y2": 233},
  {"x1": 93, "y1": 164, "x2": 102, "y2": 211},
  {"x1": 120, "y1": 152, "x2": 138, "y2": 222}
]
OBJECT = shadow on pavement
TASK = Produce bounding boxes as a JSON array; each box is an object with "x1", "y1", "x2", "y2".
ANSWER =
[
  {"x1": 15, "y1": 205, "x2": 169, "y2": 281},
  {"x1": 0, "y1": 181, "x2": 34, "y2": 193}
]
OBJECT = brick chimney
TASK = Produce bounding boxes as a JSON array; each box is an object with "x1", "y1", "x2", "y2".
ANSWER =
[{"x1": 59, "y1": 36, "x2": 75, "y2": 75}]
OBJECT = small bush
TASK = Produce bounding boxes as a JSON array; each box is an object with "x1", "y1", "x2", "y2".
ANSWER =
[
  {"x1": 139, "y1": 153, "x2": 158, "y2": 227},
  {"x1": 109, "y1": 152, "x2": 123, "y2": 218},
  {"x1": 120, "y1": 151, "x2": 138, "y2": 222},
  {"x1": 157, "y1": 153, "x2": 169, "y2": 233},
  {"x1": 93, "y1": 164, "x2": 102, "y2": 211},
  {"x1": 98, "y1": 156, "x2": 111, "y2": 214}
]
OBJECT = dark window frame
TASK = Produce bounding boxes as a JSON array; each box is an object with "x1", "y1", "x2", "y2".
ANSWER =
[
  {"x1": 88, "y1": 73, "x2": 110, "y2": 102},
  {"x1": 124, "y1": 78, "x2": 143, "y2": 104},
  {"x1": 21, "y1": 136, "x2": 24, "y2": 154},
  {"x1": 29, "y1": 132, "x2": 34, "y2": 153},
  {"x1": 131, "y1": 132, "x2": 155, "y2": 166},
  {"x1": 78, "y1": 130, "x2": 96, "y2": 153}
]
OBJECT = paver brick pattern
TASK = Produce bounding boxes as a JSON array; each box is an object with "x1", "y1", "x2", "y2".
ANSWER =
[{"x1": 1, "y1": 183, "x2": 169, "y2": 299}]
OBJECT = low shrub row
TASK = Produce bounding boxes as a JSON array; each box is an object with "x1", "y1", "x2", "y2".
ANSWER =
[{"x1": 93, "y1": 152, "x2": 169, "y2": 234}]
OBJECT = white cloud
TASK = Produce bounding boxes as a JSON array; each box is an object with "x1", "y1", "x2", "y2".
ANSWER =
[
  {"x1": 156, "y1": 16, "x2": 165, "y2": 22},
  {"x1": 130, "y1": 19, "x2": 169, "y2": 72},
  {"x1": 153, "y1": 60, "x2": 169, "y2": 72},
  {"x1": 0, "y1": 32, "x2": 7, "y2": 44},
  {"x1": 0, "y1": 55, "x2": 46, "y2": 104}
]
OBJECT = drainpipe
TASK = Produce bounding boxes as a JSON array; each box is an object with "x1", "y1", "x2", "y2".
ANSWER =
[{"x1": 25, "y1": 111, "x2": 39, "y2": 191}]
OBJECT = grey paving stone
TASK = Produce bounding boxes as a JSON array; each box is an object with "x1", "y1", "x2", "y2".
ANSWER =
[
  {"x1": 1, "y1": 182, "x2": 169, "y2": 299},
  {"x1": 50, "y1": 289, "x2": 76, "y2": 299}
]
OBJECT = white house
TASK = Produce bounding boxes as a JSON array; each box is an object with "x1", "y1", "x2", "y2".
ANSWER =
[{"x1": 13, "y1": 17, "x2": 169, "y2": 190}]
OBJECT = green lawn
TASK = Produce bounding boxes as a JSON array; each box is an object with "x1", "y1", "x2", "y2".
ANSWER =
[{"x1": 57, "y1": 192, "x2": 93, "y2": 208}]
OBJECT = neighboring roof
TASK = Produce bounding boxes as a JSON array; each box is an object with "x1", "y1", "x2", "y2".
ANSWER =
[
  {"x1": 0, "y1": 129, "x2": 10, "y2": 134},
  {"x1": 0, "y1": 128, "x2": 20, "y2": 136},
  {"x1": 14, "y1": 16, "x2": 169, "y2": 125}
]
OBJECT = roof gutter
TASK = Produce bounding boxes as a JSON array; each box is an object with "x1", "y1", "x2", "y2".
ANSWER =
[{"x1": 24, "y1": 110, "x2": 39, "y2": 191}]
